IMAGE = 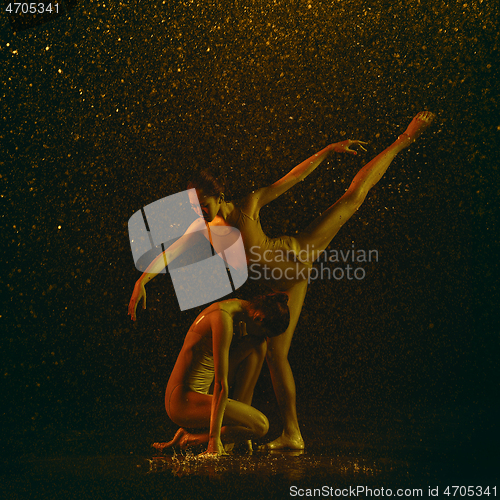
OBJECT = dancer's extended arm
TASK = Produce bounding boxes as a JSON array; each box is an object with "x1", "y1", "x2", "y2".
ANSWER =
[
  {"x1": 128, "y1": 217, "x2": 207, "y2": 321},
  {"x1": 202, "y1": 308, "x2": 233, "y2": 456},
  {"x1": 252, "y1": 140, "x2": 367, "y2": 210}
]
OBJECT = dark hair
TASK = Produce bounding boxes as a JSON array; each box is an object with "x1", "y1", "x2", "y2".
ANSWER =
[
  {"x1": 187, "y1": 169, "x2": 226, "y2": 198},
  {"x1": 249, "y1": 293, "x2": 290, "y2": 337}
]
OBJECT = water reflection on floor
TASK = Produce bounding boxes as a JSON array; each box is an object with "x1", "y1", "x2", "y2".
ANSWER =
[
  {"x1": 2, "y1": 404, "x2": 495, "y2": 499},
  {"x1": 147, "y1": 449, "x2": 407, "y2": 481},
  {"x1": 4, "y1": 447, "x2": 490, "y2": 500},
  {"x1": 1, "y1": 451, "x2": 424, "y2": 500}
]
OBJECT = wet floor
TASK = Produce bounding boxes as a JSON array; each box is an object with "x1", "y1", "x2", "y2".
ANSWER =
[
  {"x1": 2, "y1": 403, "x2": 496, "y2": 499},
  {"x1": 2, "y1": 1, "x2": 498, "y2": 498},
  {"x1": 0, "y1": 454, "x2": 441, "y2": 499}
]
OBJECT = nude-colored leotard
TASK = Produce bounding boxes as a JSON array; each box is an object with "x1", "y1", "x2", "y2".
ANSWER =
[
  {"x1": 165, "y1": 306, "x2": 233, "y2": 421},
  {"x1": 225, "y1": 206, "x2": 312, "y2": 290},
  {"x1": 185, "y1": 337, "x2": 214, "y2": 394}
]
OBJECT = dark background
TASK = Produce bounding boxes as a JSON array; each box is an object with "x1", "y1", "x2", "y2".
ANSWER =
[{"x1": 2, "y1": 0, "x2": 498, "y2": 483}]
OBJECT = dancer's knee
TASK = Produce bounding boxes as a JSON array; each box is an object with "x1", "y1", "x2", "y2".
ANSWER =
[
  {"x1": 252, "y1": 412, "x2": 269, "y2": 438},
  {"x1": 266, "y1": 345, "x2": 289, "y2": 369},
  {"x1": 266, "y1": 335, "x2": 290, "y2": 363},
  {"x1": 253, "y1": 339, "x2": 267, "y2": 361},
  {"x1": 345, "y1": 187, "x2": 366, "y2": 210}
]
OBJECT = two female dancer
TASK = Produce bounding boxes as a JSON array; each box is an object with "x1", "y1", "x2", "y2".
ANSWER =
[
  {"x1": 129, "y1": 111, "x2": 435, "y2": 450},
  {"x1": 153, "y1": 293, "x2": 290, "y2": 456}
]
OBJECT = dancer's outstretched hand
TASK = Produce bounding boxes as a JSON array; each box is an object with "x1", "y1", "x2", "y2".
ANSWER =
[
  {"x1": 332, "y1": 139, "x2": 368, "y2": 155},
  {"x1": 128, "y1": 281, "x2": 146, "y2": 321}
]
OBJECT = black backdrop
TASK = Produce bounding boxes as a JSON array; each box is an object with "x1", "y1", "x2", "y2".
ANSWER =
[{"x1": 2, "y1": 0, "x2": 498, "y2": 462}]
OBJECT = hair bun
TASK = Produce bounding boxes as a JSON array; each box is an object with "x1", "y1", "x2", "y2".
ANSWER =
[
  {"x1": 188, "y1": 169, "x2": 226, "y2": 198},
  {"x1": 249, "y1": 292, "x2": 290, "y2": 336}
]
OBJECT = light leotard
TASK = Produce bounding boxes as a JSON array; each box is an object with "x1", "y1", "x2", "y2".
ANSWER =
[
  {"x1": 185, "y1": 333, "x2": 214, "y2": 394},
  {"x1": 165, "y1": 307, "x2": 232, "y2": 416},
  {"x1": 225, "y1": 205, "x2": 312, "y2": 290}
]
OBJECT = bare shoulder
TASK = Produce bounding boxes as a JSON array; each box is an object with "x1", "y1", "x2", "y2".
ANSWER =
[
  {"x1": 201, "y1": 302, "x2": 234, "y2": 328},
  {"x1": 217, "y1": 299, "x2": 242, "y2": 318},
  {"x1": 236, "y1": 189, "x2": 265, "y2": 219}
]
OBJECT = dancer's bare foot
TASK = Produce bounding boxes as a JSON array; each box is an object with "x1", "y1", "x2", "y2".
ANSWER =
[
  {"x1": 398, "y1": 111, "x2": 435, "y2": 146},
  {"x1": 152, "y1": 428, "x2": 192, "y2": 450},
  {"x1": 258, "y1": 432, "x2": 305, "y2": 451},
  {"x1": 244, "y1": 439, "x2": 253, "y2": 452},
  {"x1": 224, "y1": 442, "x2": 235, "y2": 453}
]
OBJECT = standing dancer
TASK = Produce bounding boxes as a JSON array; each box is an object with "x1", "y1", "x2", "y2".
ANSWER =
[{"x1": 130, "y1": 111, "x2": 435, "y2": 449}]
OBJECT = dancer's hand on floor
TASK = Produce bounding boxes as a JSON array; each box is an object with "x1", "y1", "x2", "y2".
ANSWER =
[{"x1": 201, "y1": 438, "x2": 228, "y2": 457}]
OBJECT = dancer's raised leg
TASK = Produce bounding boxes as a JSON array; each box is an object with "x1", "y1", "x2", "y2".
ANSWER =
[
  {"x1": 260, "y1": 280, "x2": 309, "y2": 450},
  {"x1": 296, "y1": 111, "x2": 435, "y2": 259}
]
